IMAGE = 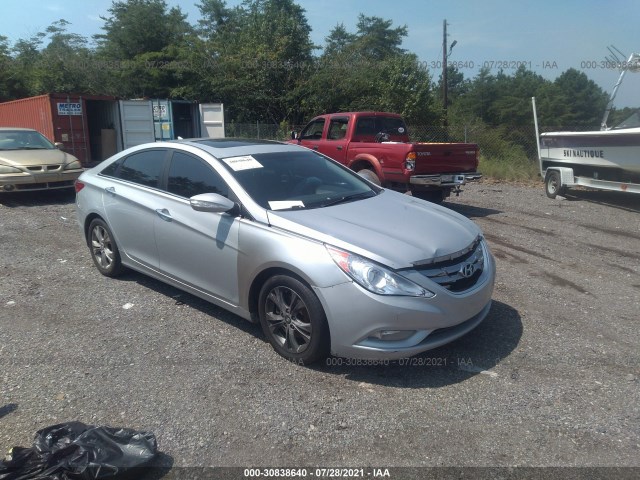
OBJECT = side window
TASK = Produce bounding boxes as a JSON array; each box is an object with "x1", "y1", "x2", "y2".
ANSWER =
[
  {"x1": 355, "y1": 117, "x2": 377, "y2": 136},
  {"x1": 100, "y1": 158, "x2": 123, "y2": 177},
  {"x1": 327, "y1": 117, "x2": 349, "y2": 140},
  {"x1": 300, "y1": 119, "x2": 326, "y2": 140},
  {"x1": 167, "y1": 152, "x2": 229, "y2": 198},
  {"x1": 380, "y1": 117, "x2": 407, "y2": 135},
  {"x1": 117, "y1": 150, "x2": 166, "y2": 188}
]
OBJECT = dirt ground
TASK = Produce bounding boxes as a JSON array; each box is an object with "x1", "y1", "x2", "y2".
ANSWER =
[{"x1": 0, "y1": 182, "x2": 638, "y2": 476}]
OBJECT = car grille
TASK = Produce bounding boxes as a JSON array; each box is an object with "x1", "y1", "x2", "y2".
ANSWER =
[
  {"x1": 414, "y1": 237, "x2": 485, "y2": 292},
  {"x1": 15, "y1": 180, "x2": 75, "y2": 191},
  {"x1": 26, "y1": 165, "x2": 61, "y2": 172}
]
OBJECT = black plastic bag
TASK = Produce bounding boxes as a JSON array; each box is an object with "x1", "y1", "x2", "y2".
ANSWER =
[{"x1": 0, "y1": 422, "x2": 157, "y2": 480}]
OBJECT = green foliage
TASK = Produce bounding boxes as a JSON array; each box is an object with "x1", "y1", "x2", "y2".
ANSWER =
[
  {"x1": 0, "y1": 0, "x2": 630, "y2": 184},
  {"x1": 607, "y1": 106, "x2": 636, "y2": 127},
  {"x1": 305, "y1": 15, "x2": 437, "y2": 124},
  {"x1": 94, "y1": 0, "x2": 193, "y2": 97},
  {"x1": 187, "y1": 0, "x2": 316, "y2": 123},
  {"x1": 95, "y1": 0, "x2": 189, "y2": 59},
  {"x1": 467, "y1": 123, "x2": 539, "y2": 181}
]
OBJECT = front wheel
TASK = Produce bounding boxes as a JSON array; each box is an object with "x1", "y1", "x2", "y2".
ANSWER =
[
  {"x1": 357, "y1": 168, "x2": 381, "y2": 186},
  {"x1": 545, "y1": 170, "x2": 566, "y2": 199},
  {"x1": 258, "y1": 275, "x2": 330, "y2": 365}
]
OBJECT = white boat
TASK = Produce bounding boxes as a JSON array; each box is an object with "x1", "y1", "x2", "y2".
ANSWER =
[
  {"x1": 539, "y1": 123, "x2": 640, "y2": 178},
  {"x1": 533, "y1": 51, "x2": 640, "y2": 197}
]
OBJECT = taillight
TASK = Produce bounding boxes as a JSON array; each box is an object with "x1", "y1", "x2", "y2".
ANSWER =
[
  {"x1": 405, "y1": 152, "x2": 416, "y2": 171},
  {"x1": 74, "y1": 180, "x2": 85, "y2": 193}
]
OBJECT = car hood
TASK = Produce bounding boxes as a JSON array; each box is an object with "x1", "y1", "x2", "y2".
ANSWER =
[
  {"x1": 0, "y1": 148, "x2": 74, "y2": 166},
  {"x1": 266, "y1": 190, "x2": 482, "y2": 270}
]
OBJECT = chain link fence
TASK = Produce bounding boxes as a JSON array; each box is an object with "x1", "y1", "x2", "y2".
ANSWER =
[{"x1": 224, "y1": 122, "x2": 599, "y2": 180}]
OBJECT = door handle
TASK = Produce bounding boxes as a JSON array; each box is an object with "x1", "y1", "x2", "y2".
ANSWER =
[
  {"x1": 155, "y1": 208, "x2": 173, "y2": 222},
  {"x1": 312, "y1": 145, "x2": 319, "y2": 150},
  {"x1": 104, "y1": 186, "x2": 116, "y2": 195},
  {"x1": 336, "y1": 146, "x2": 343, "y2": 150}
]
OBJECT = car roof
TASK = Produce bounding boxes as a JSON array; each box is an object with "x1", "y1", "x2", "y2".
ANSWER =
[
  {"x1": 0, "y1": 127, "x2": 39, "y2": 132},
  {"x1": 161, "y1": 138, "x2": 306, "y2": 158},
  {"x1": 315, "y1": 112, "x2": 404, "y2": 118}
]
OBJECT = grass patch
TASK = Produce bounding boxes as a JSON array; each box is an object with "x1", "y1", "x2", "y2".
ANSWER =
[{"x1": 479, "y1": 154, "x2": 541, "y2": 182}]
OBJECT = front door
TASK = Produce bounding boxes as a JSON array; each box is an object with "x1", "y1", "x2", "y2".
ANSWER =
[
  {"x1": 153, "y1": 151, "x2": 240, "y2": 305},
  {"x1": 317, "y1": 116, "x2": 349, "y2": 164}
]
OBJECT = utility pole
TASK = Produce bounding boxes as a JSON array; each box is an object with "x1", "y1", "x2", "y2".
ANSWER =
[{"x1": 442, "y1": 19, "x2": 448, "y2": 127}]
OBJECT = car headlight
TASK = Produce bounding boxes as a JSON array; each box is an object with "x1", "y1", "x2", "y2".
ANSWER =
[
  {"x1": 0, "y1": 165, "x2": 22, "y2": 174},
  {"x1": 326, "y1": 245, "x2": 435, "y2": 297},
  {"x1": 63, "y1": 160, "x2": 83, "y2": 170}
]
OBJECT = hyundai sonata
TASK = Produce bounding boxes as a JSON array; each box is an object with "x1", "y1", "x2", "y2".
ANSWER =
[{"x1": 75, "y1": 139, "x2": 495, "y2": 364}]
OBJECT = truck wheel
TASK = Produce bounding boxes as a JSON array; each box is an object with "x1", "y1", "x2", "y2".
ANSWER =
[
  {"x1": 545, "y1": 170, "x2": 565, "y2": 199},
  {"x1": 357, "y1": 168, "x2": 381, "y2": 186}
]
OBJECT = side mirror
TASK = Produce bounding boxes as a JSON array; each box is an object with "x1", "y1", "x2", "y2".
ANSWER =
[
  {"x1": 290, "y1": 130, "x2": 298, "y2": 140},
  {"x1": 190, "y1": 193, "x2": 236, "y2": 213},
  {"x1": 54, "y1": 142, "x2": 64, "y2": 149}
]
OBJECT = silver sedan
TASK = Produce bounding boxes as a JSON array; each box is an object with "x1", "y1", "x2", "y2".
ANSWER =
[{"x1": 75, "y1": 139, "x2": 495, "y2": 364}]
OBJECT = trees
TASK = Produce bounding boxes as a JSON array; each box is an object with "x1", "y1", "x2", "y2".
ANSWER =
[
  {"x1": 94, "y1": 0, "x2": 193, "y2": 98},
  {"x1": 305, "y1": 15, "x2": 438, "y2": 125},
  {"x1": 189, "y1": 0, "x2": 316, "y2": 123},
  {"x1": 0, "y1": 0, "x2": 622, "y2": 137}
]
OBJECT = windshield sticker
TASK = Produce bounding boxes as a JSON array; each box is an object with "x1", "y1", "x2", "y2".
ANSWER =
[
  {"x1": 269, "y1": 200, "x2": 305, "y2": 210},
  {"x1": 223, "y1": 155, "x2": 264, "y2": 171}
]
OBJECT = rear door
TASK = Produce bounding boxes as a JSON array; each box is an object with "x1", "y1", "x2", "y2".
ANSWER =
[
  {"x1": 153, "y1": 150, "x2": 240, "y2": 304},
  {"x1": 101, "y1": 148, "x2": 170, "y2": 268}
]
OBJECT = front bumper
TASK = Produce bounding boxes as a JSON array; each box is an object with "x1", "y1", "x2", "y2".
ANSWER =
[
  {"x1": 314, "y1": 253, "x2": 496, "y2": 360},
  {"x1": 410, "y1": 172, "x2": 482, "y2": 187},
  {"x1": 0, "y1": 170, "x2": 83, "y2": 192}
]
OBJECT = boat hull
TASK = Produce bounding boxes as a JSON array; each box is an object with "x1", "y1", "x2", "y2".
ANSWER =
[{"x1": 540, "y1": 128, "x2": 640, "y2": 178}]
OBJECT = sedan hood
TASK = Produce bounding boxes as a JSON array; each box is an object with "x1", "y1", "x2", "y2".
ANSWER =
[
  {"x1": 0, "y1": 148, "x2": 73, "y2": 167},
  {"x1": 266, "y1": 190, "x2": 481, "y2": 269}
]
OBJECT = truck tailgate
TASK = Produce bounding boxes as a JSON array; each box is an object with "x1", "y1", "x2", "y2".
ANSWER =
[{"x1": 412, "y1": 143, "x2": 478, "y2": 174}]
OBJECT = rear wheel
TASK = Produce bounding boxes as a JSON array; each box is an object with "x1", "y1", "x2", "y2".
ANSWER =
[
  {"x1": 87, "y1": 218, "x2": 124, "y2": 277},
  {"x1": 357, "y1": 168, "x2": 381, "y2": 186},
  {"x1": 545, "y1": 170, "x2": 566, "y2": 199},
  {"x1": 258, "y1": 275, "x2": 329, "y2": 365}
]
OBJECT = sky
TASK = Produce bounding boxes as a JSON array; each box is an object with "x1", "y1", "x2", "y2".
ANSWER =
[{"x1": 2, "y1": 0, "x2": 639, "y2": 109}]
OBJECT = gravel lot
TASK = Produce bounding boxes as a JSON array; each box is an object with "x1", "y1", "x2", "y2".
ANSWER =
[{"x1": 0, "y1": 182, "x2": 639, "y2": 474}]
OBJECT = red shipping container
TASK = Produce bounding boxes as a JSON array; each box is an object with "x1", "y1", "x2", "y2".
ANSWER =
[{"x1": 0, "y1": 93, "x2": 118, "y2": 165}]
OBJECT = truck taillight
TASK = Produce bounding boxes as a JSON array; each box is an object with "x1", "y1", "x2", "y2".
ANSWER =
[{"x1": 405, "y1": 152, "x2": 416, "y2": 171}]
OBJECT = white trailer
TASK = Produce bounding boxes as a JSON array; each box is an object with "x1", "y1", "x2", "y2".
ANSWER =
[{"x1": 533, "y1": 96, "x2": 640, "y2": 199}]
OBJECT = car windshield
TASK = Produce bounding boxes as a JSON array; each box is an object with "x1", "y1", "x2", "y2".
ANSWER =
[
  {"x1": 220, "y1": 150, "x2": 377, "y2": 210},
  {"x1": 0, "y1": 130, "x2": 55, "y2": 150},
  {"x1": 613, "y1": 110, "x2": 640, "y2": 129}
]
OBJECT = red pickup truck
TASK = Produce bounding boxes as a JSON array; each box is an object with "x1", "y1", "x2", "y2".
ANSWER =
[{"x1": 290, "y1": 111, "x2": 481, "y2": 202}]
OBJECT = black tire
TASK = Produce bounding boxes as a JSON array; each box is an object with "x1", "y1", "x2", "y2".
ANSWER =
[
  {"x1": 357, "y1": 168, "x2": 381, "y2": 186},
  {"x1": 412, "y1": 189, "x2": 446, "y2": 204},
  {"x1": 87, "y1": 218, "x2": 125, "y2": 277},
  {"x1": 545, "y1": 170, "x2": 565, "y2": 199},
  {"x1": 258, "y1": 275, "x2": 330, "y2": 365}
]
